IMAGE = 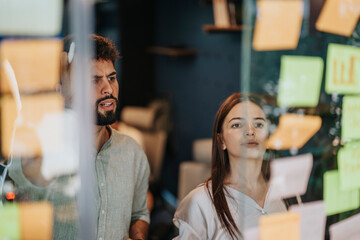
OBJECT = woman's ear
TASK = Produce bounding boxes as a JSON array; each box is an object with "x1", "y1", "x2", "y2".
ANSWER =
[{"x1": 217, "y1": 133, "x2": 226, "y2": 150}]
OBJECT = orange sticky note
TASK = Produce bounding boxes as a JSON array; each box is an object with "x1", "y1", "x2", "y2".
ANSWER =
[
  {"x1": 316, "y1": 0, "x2": 360, "y2": 37},
  {"x1": 19, "y1": 202, "x2": 53, "y2": 240},
  {"x1": 260, "y1": 212, "x2": 300, "y2": 240},
  {"x1": 0, "y1": 93, "x2": 64, "y2": 158},
  {"x1": 252, "y1": 0, "x2": 303, "y2": 51},
  {"x1": 0, "y1": 39, "x2": 62, "y2": 94},
  {"x1": 267, "y1": 114, "x2": 322, "y2": 150}
]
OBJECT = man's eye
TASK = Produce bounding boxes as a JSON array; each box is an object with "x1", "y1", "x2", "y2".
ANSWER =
[{"x1": 108, "y1": 76, "x2": 116, "y2": 82}]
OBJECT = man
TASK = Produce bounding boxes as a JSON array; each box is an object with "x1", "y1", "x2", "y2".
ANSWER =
[
  {"x1": 9, "y1": 34, "x2": 150, "y2": 240},
  {"x1": 89, "y1": 34, "x2": 150, "y2": 240}
]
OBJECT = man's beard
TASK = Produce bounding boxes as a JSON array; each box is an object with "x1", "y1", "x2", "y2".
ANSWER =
[{"x1": 96, "y1": 95, "x2": 118, "y2": 126}]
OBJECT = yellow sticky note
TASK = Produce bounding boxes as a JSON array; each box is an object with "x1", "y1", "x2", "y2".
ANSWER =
[
  {"x1": 0, "y1": 0, "x2": 63, "y2": 36},
  {"x1": 338, "y1": 142, "x2": 360, "y2": 191},
  {"x1": 341, "y1": 96, "x2": 360, "y2": 140},
  {"x1": 259, "y1": 212, "x2": 300, "y2": 240},
  {"x1": 316, "y1": 0, "x2": 360, "y2": 37},
  {"x1": 267, "y1": 114, "x2": 322, "y2": 150},
  {"x1": 19, "y1": 202, "x2": 53, "y2": 240},
  {"x1": 0, "y1": 39, "x2": 62, "y2": 94},
  {"x1": 323, "y1": 170, "x2": 360, "y2": 216},
  {"x1": 252, "y1": 0, "x2": 304, "y2": 51},
  {"x1": 0, "y1": 203, "x2": 20, "y2": 239},
  {"x1": 325, "y1": 43, "x2": 360, "y2": 94},
  {"x1": 0, "y1": 93, "x2": 64, "y2": 158}
]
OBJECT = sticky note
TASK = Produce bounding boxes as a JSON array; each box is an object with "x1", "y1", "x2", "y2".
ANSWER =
[
  {"x1": 316, "y1": 0, "x2": 360, "y2": 37},
  {"x1": 325, "y1": 43, "x2": 360, "y2": 94},
  {"x1": 0, "y1": 203, "x2": 20, "y2": 239},
  {"x1": 277, "y1": 56, "x2": 324, "y2": 107},
  {"x1": 0, "y1": 0, "x2": 63, "y2": 36},
  {"x1": 0, "y1": 39, "x2": 62, "y2": 94},
  {"x1": 252, "y1": 0, "x2": 303, "y2": 51},
  {"x1": 259, "y1": 212, "x2": 300, "y2": 240},
  {"x1": 0, "y1": 93, "x2": 64, "y2": 158},
  {"x1": 289, "y1": 201, "x2": 326, "y2": 240},
  {"x1": 243, "y1": 227, "x2": 259, "y2": 240},
  {"x1": 337, "y1": 143, "x2": 360, "y2": 191},
  {"x1": 329, "y1": 212, "x2": 360, "y2": 240},
  {"x1": 268, "y1": 154, "x2": 313, "y2": 201},
  {"x1": 341, "y1": 96, "x2": 360, "y2": 140},
  {"x1": 266, "y1": 114, "x2": 322, "y2": 150},
  {"x1": 19, "y1": 202, "x2": 53, "y2": 240},
  {"x1": 323, "y1": 170, "x2": 360, "y2": 216}
]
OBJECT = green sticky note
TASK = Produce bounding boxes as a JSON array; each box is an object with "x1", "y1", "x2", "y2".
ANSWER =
[
  {"x1": 325, "y1": 43, "x2": 360, "y2": 94},
  {"x1": 338, "y1": 144, "x2": 360, "y2": 191},
  {"x1": 341, "y1": 96, "x2": 360, "y2": 140},
  {"x1": 277, "y1": 55, "x2": 324, "y2": 107},
  {"x1": 323, "y1": 170, "x2": 360, "y2": 216},
  {"x1": 0, "y1": 203, "x2": 20, "y2": 239}
]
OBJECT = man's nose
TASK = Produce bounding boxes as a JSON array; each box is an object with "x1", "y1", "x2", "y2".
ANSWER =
[{"x1": 101, "y1": 78, "x2": 113, "y2": 95}]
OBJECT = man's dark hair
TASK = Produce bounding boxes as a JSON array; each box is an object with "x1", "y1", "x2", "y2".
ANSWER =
[
  {"x1": 63, "y1": 34, "x2": 119, "y2": 65},
  {"x1": 92, "y1": 34, "x2": 119, "y2": 65}
]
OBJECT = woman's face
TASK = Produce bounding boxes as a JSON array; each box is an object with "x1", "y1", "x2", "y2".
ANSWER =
[{"x1": 220, "y1": 101, "x2": 268, "y2": 161}]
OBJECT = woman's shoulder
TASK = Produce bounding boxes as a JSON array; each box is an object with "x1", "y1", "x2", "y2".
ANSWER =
[{"x1": 175, "y1": 184, "x2": 213, "y2": 217}]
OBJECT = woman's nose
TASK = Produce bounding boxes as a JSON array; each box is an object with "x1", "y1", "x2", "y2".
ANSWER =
[{"x1": 245, "y1": 124, "x2": 255, "y2": 136}]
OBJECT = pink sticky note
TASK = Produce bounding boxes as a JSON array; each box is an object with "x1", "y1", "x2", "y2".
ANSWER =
[
  {"x1": 329, "y1": 213, "x2": 360, "y2": 240},
  {"x1": 244, "y1": 227, "x2": 259, "y2": 240},
  {"x1": 268, "y1": 154, "x2": 313, "y2": 201},
  {"x1": 289, "y1": 201, "x2": 326, "y2": 240}
]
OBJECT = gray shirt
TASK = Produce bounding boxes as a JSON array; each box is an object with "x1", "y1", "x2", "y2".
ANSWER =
[{"x1": 9, "y1": 128, "x2": 150, "y2": 240}]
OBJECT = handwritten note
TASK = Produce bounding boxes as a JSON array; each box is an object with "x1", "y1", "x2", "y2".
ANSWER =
[
  {"x1": 289, "y1": 201, "x2": 326, "y2": 240},
  {"x1": 0, "y1": 39, "x2": 62, "y2": 94},
  {"x1": 325, "y1": 43, "x2": 360, "y2": 94},
  {"x1": 316, "y1": 0, "x2": 360, "y2": 37},
  {"x1": 0, "y1": 93, "x2": 64, "y2": 158},
  {"x1": 266, "y1": 114, "x2": 322, "y2": 150},
  {"x1": 341, "y1": 96, "x2": 360, "y2": 140},
  {"x1": 323, "y1": 170, "x2": 360, "y2": 216},
  {"x1": 0, "y1": 203, "x2": 20, "y2": 239},
  {"x1": 267, "y1": 154, "x2": 313, "y2": 201},
  {"x1": 277, "y1": 56, "x2": 324, "y2": 107},
  {"x1": 19, "y1": 202, "x2": 53, "y2": 240},
  {"x1": 259, "y1": 212, "x2": 300, "y2": 240},
  {"x1": 252, "y1": 0, "x2": 303, "y2": 51},
  {"x1": 329, "y1": 212, "x2": 360, "y2": 240},
  {"x1": 0, "y1": 0, "x2": 63, "y2": 35}
]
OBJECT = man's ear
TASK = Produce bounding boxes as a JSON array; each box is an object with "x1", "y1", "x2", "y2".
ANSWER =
[{"x1": 217, "y1": 133, "x2": 226, "y2": 150}]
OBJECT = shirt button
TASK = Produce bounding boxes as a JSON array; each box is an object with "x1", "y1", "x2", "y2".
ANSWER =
[
  {"x1": 102, "y1": 210, "x2": 105, "y2": 214},
  {"x1": 100, "y1": 182, "x2": 104, "y2": 187},
  {"x1": 261, "y1": 210, "x2": 266, "y2": 214},
  {"x1": 99, "y1": 238, "x2": 102, "y2": 240}
]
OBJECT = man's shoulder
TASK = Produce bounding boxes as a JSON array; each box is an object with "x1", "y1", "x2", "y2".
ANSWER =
[{"x1": 110, "y1": 128, "x2": 142, "y2": 150}]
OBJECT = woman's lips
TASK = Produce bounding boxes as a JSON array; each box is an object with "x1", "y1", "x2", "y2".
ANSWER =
[{"x1": 244, "y1": 141, "x2": 259, "y2": 147}]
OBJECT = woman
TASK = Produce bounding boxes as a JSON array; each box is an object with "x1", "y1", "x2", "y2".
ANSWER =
[{"x1": 173, "y1": 92, "x2": 286, "y2": 240}]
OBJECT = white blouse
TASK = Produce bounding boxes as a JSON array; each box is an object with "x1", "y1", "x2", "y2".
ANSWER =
[{"x1": 173, "y1": 184, "x2": 287, "y2": 240}]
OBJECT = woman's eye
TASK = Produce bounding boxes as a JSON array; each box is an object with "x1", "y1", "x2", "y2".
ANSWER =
[
  {"x1": 254, "y1": 122, "x2": 264, "y2": 128},
  {"x1": 231, "y1": 123, "x2": 242, "y2": 128}
]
